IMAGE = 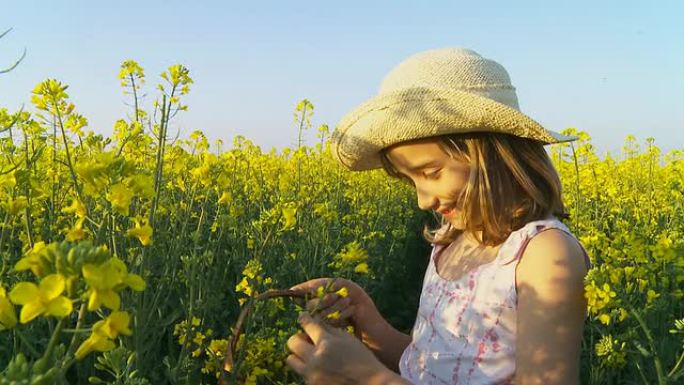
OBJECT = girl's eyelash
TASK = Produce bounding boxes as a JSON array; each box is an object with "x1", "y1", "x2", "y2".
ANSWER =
[{"x1": 424, "y1": 170, "x2": 441, "y2": 179}]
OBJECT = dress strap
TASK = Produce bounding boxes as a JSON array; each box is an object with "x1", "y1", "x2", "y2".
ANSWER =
[{"x1": 499, "y1": 218, "x2": 592, "y2": 270}]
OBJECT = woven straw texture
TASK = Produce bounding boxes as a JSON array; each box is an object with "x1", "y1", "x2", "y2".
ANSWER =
[{"x1": 331, "y1": 48, "x2": 577, "y2": 171}]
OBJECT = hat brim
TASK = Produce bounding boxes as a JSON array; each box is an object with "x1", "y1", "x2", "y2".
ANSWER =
[{"x1": 332, "y1": 87, "x2": 577, "y2": 171}]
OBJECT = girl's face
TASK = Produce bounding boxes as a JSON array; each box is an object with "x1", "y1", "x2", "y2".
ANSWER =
[{"x1": 385, "y1": 138, "x2": 470, "y2": 229}]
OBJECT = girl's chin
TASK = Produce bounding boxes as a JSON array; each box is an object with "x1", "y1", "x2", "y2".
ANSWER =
[
  {"x1": 444, "y1": 211, "x2": 465, "y2": 228},
  {"x1": 450, "y1": 221, "x2": 465, "y2": 230}
]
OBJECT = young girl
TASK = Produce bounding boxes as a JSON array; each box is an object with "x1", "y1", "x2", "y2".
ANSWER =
[{"x1": 284, "y1": 48, "x2": 592, "y2": 385}]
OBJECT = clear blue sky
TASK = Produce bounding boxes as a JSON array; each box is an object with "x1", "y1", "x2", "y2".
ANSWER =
[{"x1": 2, "y1": 0, "x2": 682, "y2": 156}]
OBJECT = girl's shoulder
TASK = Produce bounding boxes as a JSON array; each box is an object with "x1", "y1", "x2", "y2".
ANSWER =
[
  {"x1": 499, "y1": 216, "x2": 591, "y2": 270},
  {"x1": 519, "y1": 215, "x2": 568, "y2": 232},
  {"x1": 515, "y1": 216, "x2": 592, "y2": 271}
]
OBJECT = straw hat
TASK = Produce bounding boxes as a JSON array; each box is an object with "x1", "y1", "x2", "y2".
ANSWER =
[{"x1": 330, "y1": 48, "x2": 578, "y2": 171}]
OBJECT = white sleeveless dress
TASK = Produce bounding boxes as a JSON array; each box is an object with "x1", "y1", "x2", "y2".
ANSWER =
[{"x1": 398, "y1": 217, "x2": 591, "y2": 384}]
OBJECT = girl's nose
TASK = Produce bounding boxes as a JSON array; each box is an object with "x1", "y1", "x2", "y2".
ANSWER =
[{"x1": 416, "y1": 187, "x2": 438, "y2": 211}]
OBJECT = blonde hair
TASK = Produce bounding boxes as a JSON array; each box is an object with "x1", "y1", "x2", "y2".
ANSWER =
[{"x1": 379, "y1": 132, "x2": 569, "y2": 247}]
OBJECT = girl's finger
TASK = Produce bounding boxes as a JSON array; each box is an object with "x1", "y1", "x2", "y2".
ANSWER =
[
  {"x1": 291, "y1": 279, "x2": 348, "y2": 299},
  {"x1": 336, "y1": 304, "x2": 356, "y2": 323},
  {"x1": 306, "y1": 298, "x2": 321, "y2": 313},
  {"x1": 285, "y1": 354, "x2": 306, "y2": 376},
  {"x1": 306, "y1": 293, "x2": 340, "y2": 313},
  {"x1": 298, "y1": 312, "x2": 332, "y2": 346},
  {"x1": 289, "y1": 278, "x2": 333, "y2": 293},
  {"x1": 319, "y1": 297, "x2": 352, "y2": 320},
  {"x1": 324, "y1": 304, "x2": 356, "y2": 327},
  {"x1": 286, "y1": 331, "x2": 315, "y2": 361}
]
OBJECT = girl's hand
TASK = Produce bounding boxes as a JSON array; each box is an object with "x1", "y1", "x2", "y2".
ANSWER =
[
  {"x1": 289, "y1": 278, "x2": 386, "y2": 343},
  {"x1": 286, "y1": 312, "x2": 388, "y2": 385}
]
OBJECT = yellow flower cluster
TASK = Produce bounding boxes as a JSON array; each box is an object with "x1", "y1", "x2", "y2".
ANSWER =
[
  {"x1": 172, "y1": 316, "x2": 235, "y2": 379},
  {"x1": 8, "y1": 274, "x2": 72, "y2": 323},
  {"x1": 595, "y1": 334, "x2": 627, "y2": 369},
  {"x1": 239, "y1": 334, "x2": 283, "y2": 385},
  {"x1": 82, "y1": 256, "x2": 145, "y2": 311},
  {"x1": 0, "y1": 286, "x2": 18, "y2": 330},
  {"x1": 2, "y1": 240, "x2": 146, "y2": 362},
  {"x1": 75, "y1": 311, "x2": 133, "y2": 360},
  {"x1": 126, "y1": 218, "x2": 153, "y2": 246},
  {"x1": 173, "y1": 316, "x2": 213, "y2": 357},
  {"x1": 235, "y1": 259, "x2": 274, "y2": 306},
  {"x1": 327, "y1": 241, "x2": 371, "y2": 276}
]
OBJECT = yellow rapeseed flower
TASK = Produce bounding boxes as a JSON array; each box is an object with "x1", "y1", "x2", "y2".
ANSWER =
[
  {"x1": 241, "y1": 259, "x2": 262, "y2": 280},
  {"x1": 106, "y1": 183, "x2": 134, "y2": 216},
  {"x1": 326, "y1": 311, "x2": 341, "y2": 320},
  {"x1": 282, "y1": 206, "x2": 297, "y2": 230},
  {"x1": 245, "y1": 367, "x2": 270, "y2": 385},
  {"x1": 0, "y1": 171, "x2": 16, "y2": 189},
  {"x1": 65, "y1": 217, "x2": 87, "y2": 242},
  {"x1": 75, "y1": 327, "x2": 116, "y2": 360},
  {"x1": 207, "y1": 338, "x2": 228, "y2": 357},
  {"x1": 127, "y1": 220, "x2": 153, "y2": 246},
  {"x1": 98, "y1": 310, "x2": 133, "y2": 338},
  {"x1": 82, "y1": 257, "x2": 145, "y2": 311},
  {"x1": 0, "y1": 286, "x2": 17, "y2": 330},
  {"x1": 14, "y1": 241, "x2": 50, "y2": 278},
  {"x1": 6, "y1": 196, "x2": 28, "y2": 216},
  {"x1": 235, "y1": 277, "x2": 252, "y2": 297},
  {"x1": 82, "y1": 262, "x2": 122, "y2": 311},
  {"x1": 339, "y1": 241, "x2": 369, "y2": 264},
  {"x1": 124, "y1": 174, "x2": 155, "y2": 199},
  {"x1": 218, "y1": 191, "x2": 232, "y2": 205},
  {"x1": 335, "y1": 287, "x2": 349, "y2": 298},
  {"x1": 75, "y1": 311, "x2": 132, "y2": 360},
  {"x1": 595, "y1": 334, "x2": 627, "y2": 368},
  {"x1": 62, "y1": 198, "x2": 87, "y2": 218},
  {"x1": 9, "y1": 274, "x2": 73, "y2": 323},
  {"x1": 354, "y1": 262, "x2": 369, "y2": 274},
  {"x1": 193, "y1": 331, "x2": 206, "y2": 346}
]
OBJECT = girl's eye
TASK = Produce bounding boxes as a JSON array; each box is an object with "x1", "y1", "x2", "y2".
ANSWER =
[{"x1": 424, "y1": 170, "x2": 441, "y2": 179}]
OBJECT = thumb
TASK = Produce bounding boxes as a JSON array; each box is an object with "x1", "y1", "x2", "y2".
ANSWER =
[
  {"x1": 289, "y1": 278, "x2": 332, "y2": 292},
  {"x1": 298, "y1": 312, "x2": 330, "y2": 345}
]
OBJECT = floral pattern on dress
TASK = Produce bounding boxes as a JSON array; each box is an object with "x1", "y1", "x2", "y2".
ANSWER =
[{"x1": 399, "y1": 217, "x2": 591, "y2": 384}]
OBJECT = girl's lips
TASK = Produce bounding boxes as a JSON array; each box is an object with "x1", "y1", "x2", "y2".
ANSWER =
[{"x1": 439, "y1": 207, "x2": 455, "y2": 216}]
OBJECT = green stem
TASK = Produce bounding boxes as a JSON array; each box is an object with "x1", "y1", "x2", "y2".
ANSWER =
[
  {"x1": 570, "y1": 142, "x2": 581, "y2": 233},
  {"x1": 43, "y1": 318, "x2": 66, "y2": 362},
  {"x1": 636, "y1": 361, "x2": 651, "y2": 385},
  {"x1": 61, "y1": 357, "x2": 77, "y2": 373},
  {"x1": 149, "y1": 94, "x2": 168, "y2": 226},
  {"x1": 130, "y1": 73, "x2": 140, "y2": 123},
  {"x1": 53, "y1": 106, "x2": 83, "y2": 202},
  {"x1": 668, "y1": 348, "x2": 684, "y2": 378},
  {"x1": 296, "y1": 103, "x2": 308, "y2": 200},
  {"x1": 65, "y1": 303, "x2": 87, "y2": 358},
  {"x1": 630, "y1": 306, "x2": 666, "y2": 385},
  {"x1": 23, "y1": 130, "x2": 35, "y2": 248},
  {"x1": 0, "y1": 211, "x2": 12, "y2": 275}
]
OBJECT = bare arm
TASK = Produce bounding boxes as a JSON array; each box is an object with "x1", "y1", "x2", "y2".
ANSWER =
[
  {"x1": 515, "y1": 229, "x2": 589, "y2": 385},
  {"x1": 361, "y1": 317, "x2": 413, "y2": 373}
]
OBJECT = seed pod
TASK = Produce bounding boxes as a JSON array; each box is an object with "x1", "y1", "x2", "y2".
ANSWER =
[{"x1": 31, "y1": 358, "x2": 48, "y2": 375}]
